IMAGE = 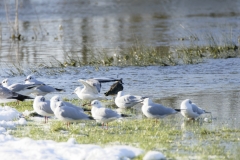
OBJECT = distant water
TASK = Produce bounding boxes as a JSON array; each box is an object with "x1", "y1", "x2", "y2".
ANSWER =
[{"x1": 0, "y1": 0, "x2": 240, "y2": 66}]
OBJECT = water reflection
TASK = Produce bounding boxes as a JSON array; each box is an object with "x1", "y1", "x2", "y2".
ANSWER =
[{"x1": 0, "y1": 0, "x2": 240, "y2": 65}]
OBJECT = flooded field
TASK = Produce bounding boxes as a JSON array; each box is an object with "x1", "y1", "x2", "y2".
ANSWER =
[
  {"x1": 0, "y1": 0, "x2": 240, "y2": 159},
  {"x1": 0, "y1": 0, "x2": 240, "y2": 66}
]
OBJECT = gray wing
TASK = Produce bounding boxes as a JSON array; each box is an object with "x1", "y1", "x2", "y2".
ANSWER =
[
  {"x1": 191, "y1": 103, "x2": 205, "y2": 115},
  {"x1": 124, "y1": 95, "x2": 144, "y2": 104},
  {"x1": 148, "y1": 103, "x2": 176, "y2": 116},
  {"x1": 0, "y1": 86, "x2": 13, "y2": 98},
  {"x1": 97, "y1": 108, "x2": 120, "y2": 119},
  {"x1": 63, "y1": 101, "x2": 84, "y2": 112},
  {"x1": 86, "y1": 79, "x2": 101, "y2": 93},
  {"x1": 93, "y1": 77, "x2": 122, "y2": 83},
  {"x1": 8, "y1": 83, "x2": 40, "y2": 92},
  {"x1": 61, "y1": 106, "x2": 89, "y2": 120},
  {"x1": 39, "y1": 100, "x2": 54, "y2": 114},
  {"x1": 37, "y1": 85, "x2": 56, "y2": 93}
]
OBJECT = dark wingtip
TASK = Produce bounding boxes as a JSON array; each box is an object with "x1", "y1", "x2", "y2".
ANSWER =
[
  {"x1": 83, "y1": 108, "x2": 91, "y2": 112},
  {"x1": 104, "y1": 92, "x2": 109, "y2": 96},
  {"x1": 88, "y1": 116, "x2": 95, "y2": 120},
  {"x1": 121, "y1": 113, "x2": 131, "y2": 117},
  {"x1": 9, "y1": 94, "x2": 34, "y2": 101},
  {"x1": 175, "y1": 109, "x2": 181, "y2": 112},
  {"x1": 55, "y1": 88, "x2": 65, "y2": 92}
]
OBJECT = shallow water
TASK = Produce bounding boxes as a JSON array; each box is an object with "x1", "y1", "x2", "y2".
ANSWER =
[
  {"x1": 0, "y1": 1, "x2": 240, "y2": 129},
  {"x1": 1, "y1": 58, "x2": 240, "y2": 129}
]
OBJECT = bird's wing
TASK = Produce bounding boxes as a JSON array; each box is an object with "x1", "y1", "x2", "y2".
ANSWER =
[
  {"x1": 36, "y1": 85, "x2": 56, "y2": 93},
  {"x1": 93, "y1": 77, "x2": 122, "y2": 83},
  {"x1": 61, "y1": 107, "x2": 89, "y2": 120},
  {"x1": 79, "y1": 79, "x2": 99, "y2": 94},
  {"x1": 0, "y1": 86, "x2": 13, "y2": 98},
  {"x1": 124, "y1": 95, "x2": 144, "y2": 104},
  {"x1": 8, "y1": 83, "x2": 41, "y2": 92},
  {"x1": 86, "y1": 79, "x2": 101, "y2": 93},
  {"x1": 39, "y1": 101, "x2": 54, "y2": 114},
  {"x1": 64, "y1": 101, "x2": 84, "y2": 111},
  {"x1": 148, "y1": 103, "x2": 176, "y2": 116},
  {"x1": 191, "y1": 103, "x2": 205, "y2": 114},
  {"x1": 95, "y1": 108, "x2": 120, "y2": 119}
]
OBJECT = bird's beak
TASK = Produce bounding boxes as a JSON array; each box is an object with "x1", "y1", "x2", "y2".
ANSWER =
[{"x1": 25, "y1": 79, "x2": 28, "y2": 81}]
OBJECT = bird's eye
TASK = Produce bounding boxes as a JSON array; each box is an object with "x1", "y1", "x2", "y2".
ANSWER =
[{"x1": 41, "y1": 97, "x2": 45, "y2": 101}]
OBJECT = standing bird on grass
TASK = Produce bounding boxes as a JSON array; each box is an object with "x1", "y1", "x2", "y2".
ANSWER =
[
  {"x1": 33, "y1": 96, "x2": 54, "y2": 123},
  {"x1": 141, "y1": 98, "x2": 180, "y2": 120},
  {"x1": 54, "y1": 101, "x2": 91, "y2": 127},
  {"x1": 50, "y1": 95, "x2": 85, "y2": 113},
  {"x1": 180, "y1": 99, "x2": 211, "y2": 120},
  {"x1": 115, "y1": 91, "x2": 146, "y2": 109},
  {"x1": 91, "y1": 100, "x2": 122, "y2": 129}
]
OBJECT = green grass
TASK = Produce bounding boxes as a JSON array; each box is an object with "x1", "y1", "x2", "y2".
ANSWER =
[{"x1": 5, "y1": 100, "x2": 240, "y2": 159}]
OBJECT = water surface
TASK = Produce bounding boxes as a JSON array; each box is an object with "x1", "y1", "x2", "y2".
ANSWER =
[
  {"x1": 0, "y1": 0, "x2": 240, "y2": 65},
  {"x1": 0, "y1": 0, "x2": 239, "y2": 128}
]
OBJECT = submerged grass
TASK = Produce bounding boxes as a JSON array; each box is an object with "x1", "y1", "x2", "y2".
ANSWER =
[
  {"x1": 1, "y1": 32, "x2": 239, "y2": 76},
  {"x1": 6, "y1": 100, "x2": 240, "y2": 159}
]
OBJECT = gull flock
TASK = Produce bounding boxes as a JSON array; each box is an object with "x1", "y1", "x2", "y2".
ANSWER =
[
  {"x1": 0, "y1": 75, "x2": 212, "y2": 159},
  {"x1": 1, "y1": 75, "x2": 211, "y2": 125}
]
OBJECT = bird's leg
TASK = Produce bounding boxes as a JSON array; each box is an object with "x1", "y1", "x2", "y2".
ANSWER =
[
  {"x1": 102, "y1": 123, "x2": 104, "y2": 129},
  {"x1": 44, "y1": 116, "x2": 47, "y2": 123},
  {"x1": 106, "y1": 123, "x2": 108, "y2": 130}
]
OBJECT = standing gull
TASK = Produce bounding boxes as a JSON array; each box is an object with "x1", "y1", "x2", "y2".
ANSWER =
[
  {"x1": 33, "y1": 96, "x2": 54, "y2": 123},
  {"x1": 25, "y1": 75, "x2": 65, "y2": 96},
  {"x1": 115, "y1": 91, "x2": 146, "y2": 108},
  {"x1": 142, "y1": 98, "x2": 180, "y2": 120},
  {"x1": 180, "y1": 99, "x2": 211, "y2": 120},
  {"x1": 0, "y1": 85, "x2": 33, "y2": 104},
  {"x1": 91, "y1": 100, "x2": 122, "y2": 129},
  {"x1": 50, "y1": 95, "x2": 84, "y2": 113},
  {"x1": 2, "y1": 78, "x2": 42, "y2": 96},
  {"x1": 54, "y1": 101, "x2": 91, "y2": 127}
]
